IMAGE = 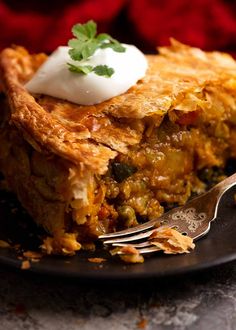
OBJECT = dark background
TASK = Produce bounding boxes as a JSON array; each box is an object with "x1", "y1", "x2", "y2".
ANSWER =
[
  {"x1": 0, "y1": 3, "x2": 236, "y2": 329},
  {"x1": 1, "y1": 0, "x2": 236, "y2": 54}
]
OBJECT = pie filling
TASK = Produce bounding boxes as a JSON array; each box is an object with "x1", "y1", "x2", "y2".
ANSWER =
[{"x1": 0, "y1": 96, "x2": 235, "y2": 255}]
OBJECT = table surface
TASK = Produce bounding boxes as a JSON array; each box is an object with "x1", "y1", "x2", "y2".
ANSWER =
[{"x1": 0, "y1": 261, "x2": 235, "y2": 330}]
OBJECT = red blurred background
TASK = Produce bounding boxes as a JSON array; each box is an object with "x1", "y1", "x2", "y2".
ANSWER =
[{"x1": 1, "y1": 0, "x2": 236, "y2": 54}]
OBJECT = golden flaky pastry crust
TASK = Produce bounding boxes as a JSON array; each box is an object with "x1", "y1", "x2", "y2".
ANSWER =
[
  {"x1": 1, "y1": 40, "x2": 236, "y2": 175},
  {"x1": 0, "y1": 47, "x2": 116, "y2": 175}
]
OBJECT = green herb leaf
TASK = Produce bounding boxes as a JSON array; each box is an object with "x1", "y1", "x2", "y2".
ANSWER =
[
  {"x1": 68, "y1": 20, "x2": 126, "y2": 77},
  {"x1": 80, "y1": 39, "x2": 99, "y2": 60},
  {"x1": 93, "y1": 65, "x2": 114, "y2": 77},
  {"x1": 101, "y1": 42, "x2": 126, "y2": 52},
  {"x1": 67, "y1": 63, "x2": 93, "y2": 74},
  {"x1": 96, "y1": 33, "x2": 111, "y2": 41},
  {"x1": 112, "y1": 43, "x2": 126, "y2": 52},
  {"x1": 68, "y1": 38, "x2": 82, "y2": 48},
  {"x1": 72, "y1": 20, "x2": 97, "y2": 41},
  {"x1": 67, "y1": 63, "x2": 114, "y2": 77},
  {"x1": 98, "y1": 33, "x2": 126, "y2": 52},
  {"x1": 68, "y1": 47, "x2": 84, "y2": 61}
]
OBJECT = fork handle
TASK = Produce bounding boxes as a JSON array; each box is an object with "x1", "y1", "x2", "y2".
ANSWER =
[{"x1": 213, "y1": 172, "x2": 236, "y2": 198}]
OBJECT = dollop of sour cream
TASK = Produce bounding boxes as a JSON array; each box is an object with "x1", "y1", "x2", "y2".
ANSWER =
[{"x1": 25, "y1": 44, "x2": 148, "y2": 105}]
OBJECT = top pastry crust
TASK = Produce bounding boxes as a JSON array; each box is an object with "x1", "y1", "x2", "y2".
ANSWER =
[{"x1": 1, "y1": 39, "x2": 236, "y2": 174}]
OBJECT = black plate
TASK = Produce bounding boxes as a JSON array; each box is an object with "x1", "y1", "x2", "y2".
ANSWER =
[{"x1": 0, "y1": 187, "x2": 235, "y2": 280}]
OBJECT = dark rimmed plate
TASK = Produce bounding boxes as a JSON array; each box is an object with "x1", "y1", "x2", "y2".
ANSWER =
[{"x1": 0, "y1": 186, "x2": 235, "y2": 280}]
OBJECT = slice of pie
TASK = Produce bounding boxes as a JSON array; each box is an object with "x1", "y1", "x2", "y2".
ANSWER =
[{"x1": 0, "y1": 40, "x2": 235, "y2": 255}]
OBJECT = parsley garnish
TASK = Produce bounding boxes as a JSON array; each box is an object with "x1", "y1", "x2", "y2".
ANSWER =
[
  {"x1": 67, "y1": 63, "x2": 114, "y2": 77},
  {"x1": 67, "y1": 20, "x2": 125, "y2": 78}
]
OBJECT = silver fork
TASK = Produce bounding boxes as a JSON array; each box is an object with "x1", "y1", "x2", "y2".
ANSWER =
[{"x1": 99, "y1": 173, "x2": 236, "y2": 254}]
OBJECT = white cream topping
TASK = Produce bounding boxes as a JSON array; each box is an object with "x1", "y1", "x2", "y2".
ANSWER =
[{"x1": 25, "y1": 44, "x2": 148, "y2": 105}]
